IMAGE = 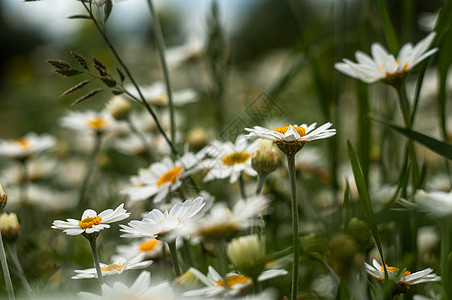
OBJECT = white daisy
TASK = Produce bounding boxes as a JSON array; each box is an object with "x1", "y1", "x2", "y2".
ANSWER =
[
  {"x1": 72, "y1": 253, "x2": 152, "y2": 279},
  {"x1": 51, "y1": 203, "x2": 130, "y2": 235},
  {"x1": 202, "y1": 135, "x2": 258, "y2": 183},
  {"x1": 413, "y1": 190, "x2": 452, "y2": 218},
  {"x1": 166, "y1": 35, "x2": 205, "y2": 68},
  {"x1": 114, "y1": 238, "x2": 164, "y2": 261},
  {"x1": 59, "y1": 110, "x2": 120, "y2": 134},
  {"x1": 0, "y1": 132, "x2": 56, "y2": 160},
  {"x1": 120, "y1": 197, "x2": 205, "y2": 241},
  {"x1": 121, "y1": 153, "x2": 203, "y2": 203},
  {"x1": 126, "y1": 81, "x2": 198, "y2": 107},
  {"x1": 78, "y1": 271, "x2": 176, "y2": 300},
  {"x1": 365, "y1": 259, "x2": 440, "y2": 286},
  {"x1": 335, "y1": 32, "x2": 438, "y2": 85},
  {"x1": 183, "y1": 266, "x2": 287, "y2": 297}
]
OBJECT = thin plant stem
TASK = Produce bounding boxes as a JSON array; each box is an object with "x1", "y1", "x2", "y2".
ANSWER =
[
  {"x1": 0, "y1": 226, "x2": 15, "y2": 300},
  {"x1": 287, "y1": 154, "x2": 299, "y2": 300},
  {"x1": 86, "y1": 234, "x2": 104, "y2": 286},
  {"x1": 146, "y1": 0, "x2": 176, "y2": 145},
  {"x1": 440, "y1": 221, "x2": 451, "y2": 300},
  {"x1": 167, "y1": 241, "x2": 181, "y2": 277},
  {"x1": 7, "y1": 243, "x2": 33, "y2": 296},
  {"x1": 215, "y1": 240, "x2": 228, "y2": 276},
  {"x1": 238, "y1": 174, "x2": 247, "y2": 200},
  {"x1": 182, "y1": 238, "x2": 194, "y2": 269},
  {"x1": 78, "y1": 132, "x2": 103, "y2": 211},
  {"x1": 255, "y1": 174, "x2": 267, "y2": 195},
  {"x1": 126, "y1": 117, "x2": 155, "y2": 162}
]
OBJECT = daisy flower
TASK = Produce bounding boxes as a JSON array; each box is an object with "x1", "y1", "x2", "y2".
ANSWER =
[
  {"x1": 365, "y1": 259, "x2": 440, "y2": 296},
  {"x1": 183, "y1": 266, "x2": 287, "y2": 297},
  {"x1": 245, "y1": 123, "x2": 336, "y2": 156},
  {"x1": 202, "y1": 135, "x2": 258, "y2": 183},
  {"x1": 121, "y1": 153, "x2": 203, "y2": 203},
  {"x1": 166, "y1": 35, "x2": 205, "y2": 68},
  {"x1": 413, "y1": 190, "x2": 452, "y2": 218},
  {"x1": 114, "y1": 238, "x2": 164, "y2": 261},
  {"x1": 120, "y1": 197, "x2": 205, "y2": 241},
  {"x1": 335, "y1": 32, "x2": 438, "y2": 86},
  {"x1": 72, "y1": 253, "x2": 152, "y2": 279},
  {"x1": 0, "y1": 132, "x2": 56, "y2": 160},
  {"x1": 78, "y1": 271, "x2": 176, "y2": 300},
  {"x1": 126, "y1": 81, "x2": 198, "y2": 107},
  {"x1": 51, "y1": 203, "x2": 130, "y2": 236},
  {"x1": 59, "y1": 109, "x2": 120, "y2": 134}
]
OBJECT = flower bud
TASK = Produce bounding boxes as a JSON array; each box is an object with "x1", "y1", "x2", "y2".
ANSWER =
[
  {"x1": 174, "y1": 269, "x2": 199, "y2": 289},
  {"x1": 251, "y1": 140, "x2": 281, "y2": 175},
  {"x1": 345, "y1": 218, "x2": 374, "y2": 252},
  {"x1": 0, "y1": 184, "x2": 6, "y2": 212},
  {"x1": 106, "y1": 96, "x2": 131, "y2": 121},
  {"x1": 227, "y1": 234, "x2": 266, "y2": 280},
  {"x1": 187, "y1": 127, "x2": 210, "y2": 151},
  {"x1": 0, "y1": 212, "x2": 20, "y2": 243}
]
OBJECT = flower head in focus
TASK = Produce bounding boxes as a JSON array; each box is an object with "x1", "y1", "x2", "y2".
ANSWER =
[
  {"x1": 72, "y1": 253, "x2": 152, "y2": 279},
  {"x1": 335, "y1": 32, "x2": 438, "y2": 86},
  {"x1": 51, "y1": 203, "x2": 130, "y2": 236},
  {"x1": 0, "y1": 133, "x2": 56, "y2": 160}
]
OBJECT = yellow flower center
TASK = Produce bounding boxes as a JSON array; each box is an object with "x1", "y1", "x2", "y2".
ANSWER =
[
  {"x1": 79, "y1": 216, "x2": 102, "y2": 229},
  {"x1": 139, "y1": 239, "x2": 162, "y2": 252},
  {"x1": 87, "y1": 118, "x2": 107, "y2": 130},
  {"x1": 156, "y1": 166, "x2": 182, "y2": 186},
  {"x1": 15, "y1": 138, "x2": 29, "y2": 149},
  {"x1": 222, "y1": 152, "x2": 250, "y2": 166},
  {"x1": 216, "y1": 274, "x2": 251, "y2": 287},
  {"x1": 377, "y1": 265, "x2": 411, "y2": 281},
  {"x1": 155, "y1": 93, "x2": 168, "y2": 105},
  {"x1": 101, "y1": 263, "x2": 125, "y2": 272},
  {"x1": 274, "y1": 125, "x2": 306, "y2": 137}
]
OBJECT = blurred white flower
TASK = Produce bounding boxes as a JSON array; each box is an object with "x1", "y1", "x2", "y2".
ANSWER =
[
  {"x1": 1, "y1": 157, "x2": 57, "y2": 185},
  {"x1": 78, "y1": 271, "x2": 175, "y2": 300},
  {"x1": 418, "y1": 12, "x2": 438, "y2": 32},
  {"x1": 72, "y1": 253, "x2": 152, "y2": 279},
  {"x1": 120, "y1": 197, "x2": 205, "y2": 241},
  {"x1": 126, "y1": 82, "x2": 198, "y2": 107},
  {"x1": 166, "y1": 35, "x2": 205, "y2": 68},
  {"x1": 114, "y1": 238, "x2": 164, "y2": 261},
  {"x1": 52, "y1": 203, "x2": 130, "y2": 235},
  {"x1": 413, "y1": 190, "x2": 452, "y2": 218},
  {"x1": 121, "y1": 153, "x2": 203, "y2": 203},
  {"x1": 335, "y1": 32, "x2": 438, "y2": 85},
  {"x1": 0, "y1": 132, "x2": 56, "y2": 160},
  {"x1": 60, "y1": 110, "x2": 122, "y2": 134},
  {"x1": 202, "y1": 135, "x2": 258, "y2": 183}
]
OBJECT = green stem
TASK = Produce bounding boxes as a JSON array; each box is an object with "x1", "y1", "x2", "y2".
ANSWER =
[
  {"x1": 440, "y1": 221, "x2": 451, "y2": 300},
  {"x1": 7, "y1": 243, "x2": 32, "y2": 296},
  {"x1": 0, "y1": 225, "x2": 15, "y2": 300},
  {"x1": 287, "y1": 154, "x2": 299, "y2": 300},
  {"x1": 168, "y1": 241, "x2": 181, "y2": 277},
  {"x1": 255, "y1": 174, "x2": 267, "y2": 195},
  {"x1": 146, "y1": 0, "x2": 176, "y2": 145},
  {"x1": 238, "y1": 174, "x2": 247, "y2": 200},
  {"x1": 78, "y1": 132, "x2": 102, "y2": 211},
  {"x1": 86, "y1": 234, "x2": 104, "y2": 286},
  {"x1": 182, "y1": 238, "x2": 194, "y2": 269},
  {"x1": 215, "y1": 240, "x2": 228, "y2": 276},
  {"x1": 126, "y1": 117, "x2": 155, "y2": 162}
]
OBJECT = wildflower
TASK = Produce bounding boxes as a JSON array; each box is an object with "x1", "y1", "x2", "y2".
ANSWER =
[
  {"x1": 245, "y1": 123, "x2": 336, "y2": 156},
  {"x1": 365, "y1": 259, "x2": 440, "y2": 296},
  {"x1": 183, "y1": 266, "x2": 287, "y2": 297},
  {"x1": 114, "y1": 238, "x2": 164, "y2": 261},
  {"x1": 0, "y1": 184, "x2": 6, "y2": 212},
  {"x1": 166, "y1": 35, "x2": 205, "y2": 68},
  {"x1": 120, "y1": 197, "x2": 205, "y2": 241},
  {"x1": 0, "y1": 213, "x2": 20, "y2": 243},
  {"x1": 106, "y1": 96, "x2": 131, "y2": 121},
  {"x1": 335, "y1": 32, "x2": 438, "y2": 86},
  {"x1": 412, "y1": 190, "x2": 452, "y2": 218},
  {"x1": 0, "y1": 132, "x2": 56, "y2": 160},
  {"x1": 51, "y1": 203, "x2": 129, "y2": 236},
  {"x1": 78, "y1": 271, "x2": 176, "y2": 299},
  {"x1": 72, "y1": 253, "x2": 152, "y2": 279},
  {"x1": 227, "y1": 235, "x2": 266, "y2": 279},
  {"x1": 127, "y1": 81, "x2": 198, "y2": 107},
  {"x1": 59, "y1": 110, "x2": 119, "y2": 134},
  {"x1": 121, "y1": 153, "x2": 202, "y2": 203},
  {"x1": 202, "y1": 135, "x2": 258, "y2": 183}
]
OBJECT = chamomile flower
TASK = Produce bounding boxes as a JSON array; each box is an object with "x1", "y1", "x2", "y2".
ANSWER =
[
  {"x1": 0, "y1": 132, "x2": 56, "y2": 160},
  {"x1": 51, "y1": 203, "x2": 130, "y2": 236},
  {"x1": 183, "y1": 266, "x2": 287, "y2": 297},
  {"x1": 335, "y1": 32, "x2": 438, "y2": 86},
  {"x1": 126, "y1": 81, "x2": 198, "y2": 107},
  {"x1": 114, "y1": 238, "x2": 164, "y2": 261},
  {"x1": 202, "y1": 135, "x2": 258, "y2": 183},
  {"x1": 78, "y1": 271, "x2": 176, "y2": 300},
  {"x1": 365, "y1": 259, "x2": 440, "y2": 295},
  {"x1": 120, "y1": 197, "x2": 205, "y2": 241},
  {"x1": 245, "y1": 123, "x2": 336, "y2": 156},
  {"x1": 72, "y1": 253, "x2": 152, "y2": 279},
  {"x1": 59, "y1": 110, "x2": 119, "y2": 134},
  {"x1": 166, "y1": 35, "x2": 205, "y2": 68},
  {"x1": 121, "y1": 153, "x2": 202, "y2": 203}
]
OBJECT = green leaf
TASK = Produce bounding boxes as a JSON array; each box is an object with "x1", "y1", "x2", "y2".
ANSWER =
[
  {"x1": 104, "y1": 0, "x2": 113, "y2": 23},
  {"x1": 67, "y1": 14, "x2": 91, "y2": 20},
  {"x1": 373, "y1": 116, "x2": 452, "y2": 160},
  {"x1": 376, "y1": 0, "x2": 399, "y2": 54}
]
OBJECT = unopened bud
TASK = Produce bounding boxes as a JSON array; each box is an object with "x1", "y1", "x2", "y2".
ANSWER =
[
  {"x1": 346, "y1": 218, "x2": 374, "y2": 252},
  {"x1": 227, "y1": 234, "x2": 266, "y2": 279},
  {"x1": 251, "y1": 140, "x2": 281, "y2": 175},
  {"x1": 106, "y1": 96, "x2": 131, "y2": 120},
  {"x1": 0, "y1": 212, "x2": 20, "y2": 243},
  {"x1": 174, "y1": 269, "x2": 198, "y2": 289},
  {"x1": 0, "y1": 184, "x2": 7, "y2": 212},
  {"x1": 187, "y1": 127, "x2": 210, "y2": 151}
]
